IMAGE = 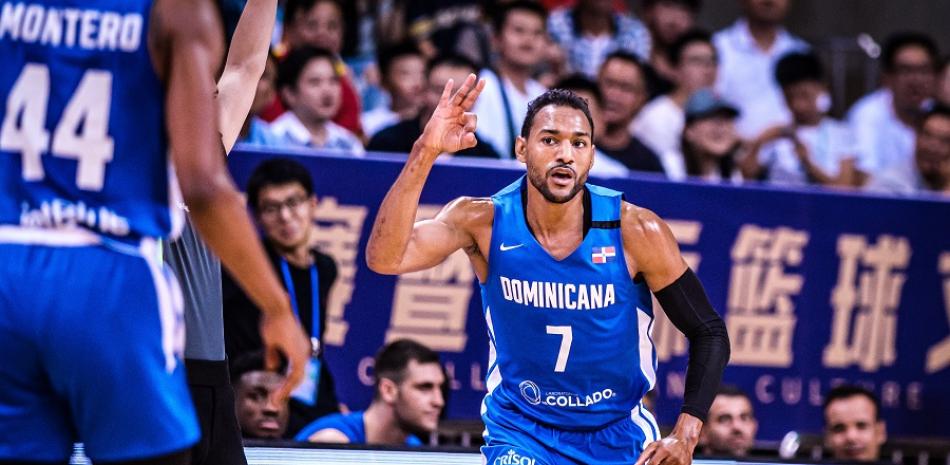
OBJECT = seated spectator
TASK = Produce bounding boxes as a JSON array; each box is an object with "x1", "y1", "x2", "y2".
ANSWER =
[
  {"x1": 640, "y1": 0, "x2": 702, "y2": 87},
  {"x1": 224, "y1": 158, "x2": 341, "y2": 436},
  {"x1": 867, "y1": 105, "x2": 950, "y2": 195},
  {"x1": 548, "y1": 0, "x2": 652, "y2": 79},
  {"x1": 474, "y1": 0, "x2": 549, "y2": 158},
  {"x1": 361, "y1": 41, "x2": 426, "y2": 138},
  {"x1": 634, "y1": 29, "x2": 717, "y2": 178},
  {"x1": 295, "y1": 339, "x2": 446, "y2": 445},
  {"x1": 681, "y1": 89, "x2": 743, "y2": 183},
  {"x1": 553, "y1": 74, "x2": 632, "y2": 176},
  {"x1": 849, "y1": 32, "x2": 939, "y2": 187},
  {"x1": 699, "y1": 385, "x2": 758, "y2": 457},
  {"x1": 939, "y1": 56, "x2": 950, "y2": 107},
  {"x1": 270, "y1": 0, "x2": 363, "y2": 136},
  {"x1": 713, "y1": 0, "x2": 808, "y2": 138},
  {"x1": 271, "y1": 47, "x2": 365, "y2": 154},
  {"x1": 368, "y1": 54, "x2": 502, "y2": 158},
  {"x1": 231, "y1": 351, "x2": 290, "y2": 440},
  {"x1": 740, "y1": 52, "x2": 858, "y2": 187},
  {"x1": 236, "y1": 52, "x2": 286, "y2": 147},
  {"x1": 823, "y1": 385, "x2": 887, "y2": 463},
  {"x1": 596, "y1": 52, "x2": 666, "y2": 175}
]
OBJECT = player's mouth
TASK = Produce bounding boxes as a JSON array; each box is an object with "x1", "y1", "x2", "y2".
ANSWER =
[
  {"x1": 258, "y1": 418, "x2": 281, "y2": 432},
  {"x1": 548, "y1": 167, "x2": 575, "y2": 187}
]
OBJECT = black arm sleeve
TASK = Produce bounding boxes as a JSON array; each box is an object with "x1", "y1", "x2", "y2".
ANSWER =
[{"x1": 654, "y1": 268, "x2": 731, "y2": 422}]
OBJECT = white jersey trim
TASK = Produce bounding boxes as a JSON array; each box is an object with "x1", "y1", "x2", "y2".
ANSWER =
[
  {"x1": 0, "y1": 226, "x2": 101, "y2": 246},
  {"x1": 637, "y1": 307, "x2": 657, "y2": 388}
]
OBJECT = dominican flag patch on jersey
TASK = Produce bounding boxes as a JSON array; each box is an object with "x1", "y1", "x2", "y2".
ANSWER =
[{"x1": 592, "y1": 246, "x2": 616, "y2": 264}]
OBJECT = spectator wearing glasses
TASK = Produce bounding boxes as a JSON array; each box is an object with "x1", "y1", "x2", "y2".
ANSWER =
[
  {"x1": 849, "y1": 32, "x2": 940, "y2": 188},
  {"x1": 224, "y1": 158, "x2": 342, "y2": 438}
]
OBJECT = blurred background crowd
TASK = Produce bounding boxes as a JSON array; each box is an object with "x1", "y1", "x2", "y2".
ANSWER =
[{"x1": 219, "y1": 0, "x2": 950, "y2": 196}]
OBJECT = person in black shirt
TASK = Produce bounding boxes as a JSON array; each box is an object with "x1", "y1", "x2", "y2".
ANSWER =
[
  {"x1": 223, "y1": 158, "x2": 341, "y2": 438},
  {"x1": 596, "y1": 51, "x2": 667, "y2": 175},
  {"x1": 369, "y1": 54, "x2": 502, "y2": 159}
]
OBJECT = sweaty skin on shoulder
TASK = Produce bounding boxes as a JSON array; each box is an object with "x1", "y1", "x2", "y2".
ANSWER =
[{"x1": 619, "y1": 202, "x2": 689, "y2": 292}]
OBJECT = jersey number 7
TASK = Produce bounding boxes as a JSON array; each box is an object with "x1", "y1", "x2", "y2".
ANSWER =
[
  {"x1": 1, "y1": 63, "x2": 115, "y2": 192},
  {"x1": 546, "y1": 325, "x2": 573, "y2": 372}
]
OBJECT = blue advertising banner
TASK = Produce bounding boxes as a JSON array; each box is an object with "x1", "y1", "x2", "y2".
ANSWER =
[{"x1": 229, "y1": 147, "x2": 950, "y2": 440}]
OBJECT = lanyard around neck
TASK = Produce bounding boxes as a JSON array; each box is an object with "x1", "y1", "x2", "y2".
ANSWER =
[{"x1": 279, "y1": 258, "x2": 321, "y2": 353}]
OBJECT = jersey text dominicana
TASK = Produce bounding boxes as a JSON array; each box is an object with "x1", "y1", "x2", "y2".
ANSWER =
[{"x1": 480, "y1": 177, "x2": 659, "y2": 431}]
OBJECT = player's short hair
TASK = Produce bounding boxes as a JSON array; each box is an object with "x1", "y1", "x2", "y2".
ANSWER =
[
  {"x1": 230, "y1": 351, "x2": 285, "y2": 387},
  {"x1": 667, "y1": 29, "x2": 714, "y2": 66},
  {"x1": 522, "y1": 88, "x2": 596, "y2": 140},
  {"x1": 246, "y1": 158, "x2": 316, "y2": 213},
  {"x1": 881, "y1": 32, "x2": 939, "y2": 73},
  {"x1": 376, "y1": 40, "x2": 423, "y2": 77},
  {"x1": 374, "y1": 339, "x2": 441, "y2": 395},
  {"x1": 775, "y1": 51, "x2": 824, "y2": 88},
  {"x1": 277, "y1": 46, "x2": 337, "y2": 91},
  {"x1": 823, "y1": 385, "x2": 881, "y2": 422},
  {"x1": 642, "y1": 0, "x2": 702, "y2": 12},
  {"x1": 716, "y1": 384, "x2": 753, "y2": 404},
  {"x1": 491, "y1": 0, "x2": 548, "y2": 33},
  {"x1": 285, "y1": 0, "x2": 341, "y2": 27},
  {"x1": 601, "y1": 50, "x2": 648, "y2": 77},
  {"x1": 426, "y1": 53, "x2": 479, "y2": 78}
]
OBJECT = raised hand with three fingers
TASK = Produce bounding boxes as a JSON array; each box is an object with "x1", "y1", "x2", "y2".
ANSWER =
[{"x1": 415, "y1": 73, "x2": 487, "y2": 157}]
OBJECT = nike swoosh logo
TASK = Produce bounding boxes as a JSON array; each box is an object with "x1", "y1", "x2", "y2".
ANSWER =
[{"x1": 499, "y1": 243, "x2": 524, "y2": 251}]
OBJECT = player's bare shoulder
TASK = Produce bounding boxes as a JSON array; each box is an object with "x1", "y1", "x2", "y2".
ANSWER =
[
  {"x1": 619, "y1": 201, "x2": 683, "y2": 282},
  {"x1": 437, "y1": 196, "x2": 493, "y2": 230}
]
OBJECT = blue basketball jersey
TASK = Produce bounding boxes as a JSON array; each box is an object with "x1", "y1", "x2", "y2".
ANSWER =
[
  {"x1": 480, "y1": 177, "x2": 658, "y2": 431},
  {"x1": 0, "y1": 0, "x2": 182, "y2": 246}
]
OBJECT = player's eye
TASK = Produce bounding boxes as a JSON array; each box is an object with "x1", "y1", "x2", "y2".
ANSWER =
[
  {"x1": 573, "y1": 140, "x2": 587, "y2": 148},
  {"x1": 542, "y1": 137, "x2": 555, "y2": 145}
]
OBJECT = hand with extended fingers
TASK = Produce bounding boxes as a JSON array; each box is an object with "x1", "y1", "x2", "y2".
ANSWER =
[{"x1": 416, "y1": 73, "x2": 486, "y2": 156}]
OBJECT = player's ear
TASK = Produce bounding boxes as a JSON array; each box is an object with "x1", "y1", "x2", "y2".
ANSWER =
[
  {"x1": 514, "y1": 136, "x2": 527, "y2": 163},
  {"x1": 379, "y1": 377, "x2": 399, "y2": 404}
]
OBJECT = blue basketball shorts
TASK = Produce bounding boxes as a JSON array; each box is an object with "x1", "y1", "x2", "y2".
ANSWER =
[
  {"x1": 481, "y1": 394, "x2": 656, "y2": 465},
  {"x1": 0, "y1": 237, "x2": 199, "y2": 462}
]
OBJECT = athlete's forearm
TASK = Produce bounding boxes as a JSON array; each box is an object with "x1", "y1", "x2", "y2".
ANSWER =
[
  {"x1": 366, "y1": 143, "x2": 440, "y2": 273},
  {"x1": 217, "y1": 0, "x2": 277, "y2": 152}
]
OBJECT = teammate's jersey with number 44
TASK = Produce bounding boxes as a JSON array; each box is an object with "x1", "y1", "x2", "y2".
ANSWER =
[
  {"x1": 0, "y1": 0, "x2": 183, "y2": 247},
  {"x1": 480, "y1": 177, "x2": 660, "y2": 432}
]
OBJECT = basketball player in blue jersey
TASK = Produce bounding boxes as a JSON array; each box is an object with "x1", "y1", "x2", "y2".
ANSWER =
[
  {"x1": 0, "y1": 0, "x2": 309, "y2": 463},
  {"x1": 367, "y1": 76, "x2": 731, "y2": 465}
]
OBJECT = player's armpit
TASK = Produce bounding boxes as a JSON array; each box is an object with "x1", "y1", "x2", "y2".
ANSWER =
[{"x1": 621, "y1": 204, "x2": 688, "y2": 290}]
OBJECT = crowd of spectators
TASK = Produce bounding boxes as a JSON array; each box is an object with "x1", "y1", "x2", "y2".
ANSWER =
[{"x1": 225, "y1": 0, "x2": 948, "y2": 197}]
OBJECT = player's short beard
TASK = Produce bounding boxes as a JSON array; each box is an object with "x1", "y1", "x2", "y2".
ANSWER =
[{"x1": 527, "y1": 164, "x2": 587, "y2": 204}]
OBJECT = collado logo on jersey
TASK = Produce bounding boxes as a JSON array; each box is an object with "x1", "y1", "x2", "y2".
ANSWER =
[
  {"x1": 499, "y1": 277, "x2": 616, "y2": 310},
  {"x1": 494, "y1": 449, "x2": 536, "y2": 465},
  {"x1": 519, "y1": 380, "x2": 616, "y2": 408}
]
